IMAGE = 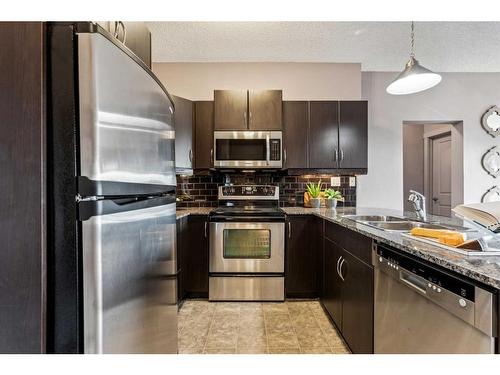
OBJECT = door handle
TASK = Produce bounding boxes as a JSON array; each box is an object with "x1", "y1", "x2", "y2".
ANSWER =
[
  {"x1": 288, "y1": 221, "x2": 291, "y2": 238},
  {"x1": 432, "y1": 197, "x2": 439, "y2": 202},
  {"x1": 336, "y1": 256, "x2": 343, "y2": 278},
  {"x1": 339, "y1": 258, "x2": 347, "y2": 282},
  {"x1": 113, "y1": 21, "x2": 127, "y2": 44}
]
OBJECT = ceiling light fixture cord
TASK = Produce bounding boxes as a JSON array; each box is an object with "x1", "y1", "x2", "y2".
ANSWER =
[{"x1": 410, "y1": 21, "x2": 415, "y2": 58}]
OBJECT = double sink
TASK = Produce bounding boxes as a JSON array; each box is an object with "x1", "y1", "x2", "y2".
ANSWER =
[{"x1": 343, "y1": 215, "x2": 471, "y2": 233}]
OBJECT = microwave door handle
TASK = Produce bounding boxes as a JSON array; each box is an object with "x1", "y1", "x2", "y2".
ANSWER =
[{"x1": 266, "y1": 134, "x2": 270, "y2": 166}]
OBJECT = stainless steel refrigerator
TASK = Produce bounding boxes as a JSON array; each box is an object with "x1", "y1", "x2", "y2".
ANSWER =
[{"x1": 47, "y1": 23, "x2": 177, "y2": 354}]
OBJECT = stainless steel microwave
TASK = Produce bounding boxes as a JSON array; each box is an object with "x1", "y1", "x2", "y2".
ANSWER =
[{"x1": 213, "y1": 131, "x2": 282, "y2": 169}]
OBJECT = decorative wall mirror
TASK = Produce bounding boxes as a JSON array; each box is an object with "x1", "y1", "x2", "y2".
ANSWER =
[
  {"x1": 482, "y1": 186, "x2": 500, "y2": 203},
  {"x1": 481, "y1": 106, "x2": 500, "y2": 137},
  {"x1": 482, "y1": 146, "x2": 500, "y2": 177}
]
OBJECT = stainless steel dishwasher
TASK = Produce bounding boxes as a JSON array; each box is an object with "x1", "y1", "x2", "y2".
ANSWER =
[{"x1": 373, "y1": 243, "x2": 497, "y2": 354}]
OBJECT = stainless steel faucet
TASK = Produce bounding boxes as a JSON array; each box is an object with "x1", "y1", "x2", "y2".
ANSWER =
[{"x1": 408, "y1": 190, "x2": 427, "y2": 221}]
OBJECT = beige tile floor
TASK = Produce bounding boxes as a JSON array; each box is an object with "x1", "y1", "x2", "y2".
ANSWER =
[{"x1": 178, "y1": 300, "x2": 351, "y2": 354}]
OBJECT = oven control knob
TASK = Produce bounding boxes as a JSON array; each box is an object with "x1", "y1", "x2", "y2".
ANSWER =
[
  {"x1": 379, "y1": 256, "x2": 383, "y2": 262},
  {"x1": 458, "y1": 298, "x2": 467, "y2": 308}
]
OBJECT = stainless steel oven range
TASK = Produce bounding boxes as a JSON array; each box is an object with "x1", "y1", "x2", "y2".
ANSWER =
[{"x1": 209, "y1": 185, "x2": 285, "y2": 301}]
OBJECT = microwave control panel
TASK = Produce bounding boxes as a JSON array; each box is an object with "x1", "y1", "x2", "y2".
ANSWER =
[{"x1": 270, "y1": 139, "x2": 281, "y2": 161}]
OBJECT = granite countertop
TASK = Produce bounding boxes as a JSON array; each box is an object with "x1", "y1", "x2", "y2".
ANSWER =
[
  {"x1": 176, "y1": 206, "x2": 213, "y2": 219},
  {"x1": 281, "y1": 206, "x2": 500, "y2": 290}
]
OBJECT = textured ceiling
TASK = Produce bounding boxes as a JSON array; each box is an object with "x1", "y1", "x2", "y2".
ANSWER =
[{"x1": 147, "y1": 22, "x2": 500, "y2": 72}]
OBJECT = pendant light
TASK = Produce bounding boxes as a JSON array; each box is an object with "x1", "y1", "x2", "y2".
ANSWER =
[{"x1": 386, "y1": 22, "x2": 442, "y2": 95}]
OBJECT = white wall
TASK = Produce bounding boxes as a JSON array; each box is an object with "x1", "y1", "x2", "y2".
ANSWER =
[
  {"x1": 359, "y1": 72, "x2": 500, "y2": 210},
  {"x1": 153, "y1": 62, "x2": 361, "y2": 100}
]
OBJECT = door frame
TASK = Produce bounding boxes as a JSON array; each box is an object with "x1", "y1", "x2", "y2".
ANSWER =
[
  {"x1": 402, "y1": 121, "x2": 464, "y2": 216},
  {"x1": 424, "y1": 131, "x2": 451, "y2": 216}
]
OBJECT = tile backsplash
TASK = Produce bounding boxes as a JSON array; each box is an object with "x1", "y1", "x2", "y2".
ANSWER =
[{"x1": 176, "y1": 173, "x2": 356, "y2": 208}]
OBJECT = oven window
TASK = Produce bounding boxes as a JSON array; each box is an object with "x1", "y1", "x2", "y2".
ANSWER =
[
  {"x1": 216, "y1": 139, "x2": 266, "y2": 161},
  {"x1": 223, "y1": 229, "x2": 271, "y2": 259}
]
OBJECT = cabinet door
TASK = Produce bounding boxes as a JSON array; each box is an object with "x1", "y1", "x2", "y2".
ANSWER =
[
  {"x1": 309, "y1": 101, "x2": 339, "y2": 169},
  {"x1": 286, "y1": 216, "x2": 317, "y2": 298},
  {"x1": 173, "y1": 96, "x2": 194, "y2": 170},
  {"x1": 339, "y1": 101, "x2": 368, "y2": 170},
  {"x1": 194, "y1": 101, "x2": 214, "y2": 169},
  {"x1": 283, "y1": 101, "x2": 308, "y2": 168},
  {"x1": 323, "y1": 238, "x2": 343, "y2": 329},
  {"x1": 248, "y1": 90, "x2": 282, "y2": 130},
  {"x1": 176, "y1": 217, "x2": 186, "y2": 302},
  {"x1": 104, "y1": 22, "x2": 152, "y2": 68},
  {"x1": 340, "y1": 250, "x2": 374, "y2": 354},
  {"x1": 214, "y1": 90, "x2": 248, "y2": 130},
  {"x1": 184, "y1": 216, "x2": 209, "y2": 297}
]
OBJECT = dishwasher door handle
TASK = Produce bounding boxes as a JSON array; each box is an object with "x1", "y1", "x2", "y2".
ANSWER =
[{"x1": 399, "y1": 268, "x2": 427, "y2": 295}]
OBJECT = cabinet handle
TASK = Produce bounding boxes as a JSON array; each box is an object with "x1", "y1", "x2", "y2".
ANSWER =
[
  {"x1": 249, "y1": 111, "x2": 252, "y2": 125},
  {"x1": 189, "y1": 149, "x2": 193, "y2": 163},
  {"x1": 334, "y1": 148, "x2": 338, "y2": 162},
  {"x1": 288, "y1": 222, "x2": 291, "y2": 238},
  {"x1": 283, "y1": 148, "x2": 287, "y2": 166},
  {"x1": 243, "y1": 112, "x2": 247, "y2": 125},
  {"x1": 113, "y1": 21, "x2": 127, "y2": 44},
  {"x1": 340, "y1": 149, "x2": 344, "y2": 162},
  {"x1": 336, "y1": 256, "x2": 343, "y2": 277},
  {"x1": 204, "y1": 221, "x2": 208, "y2": 238},
  {"x1": 339, "y1": 258, "x2": 347, "y2": 282},
  {"x1": 210, "y1": 148, "x2": 214, "y2": 164}
]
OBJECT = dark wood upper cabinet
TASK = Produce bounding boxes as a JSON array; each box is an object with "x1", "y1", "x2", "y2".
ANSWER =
[
  {"x1": 194, "y1": 101, "x2": 214, "y2": 169},
  {"x1": 101, "y1": 22, "x2": 151, "y2": 68},
  {"x1": 286, "y1": 216, "x2": 318, "y2": 298},
  {"x1": 248, "y1": 90, "x2": 282, "y2": 130},
  {"x1": 282, "y1": 101, "x2": 308, "y2": 168},
  {"x1": 214, "y1": 90, "x2": 248, "y2": 130},
  {"x1": 339, "y1": 101, "x2": 368, "y2": 170},
  {"x1": 172, "y1": 95, "x2": 194, "y2": 171},
  {"x1": 309, "y1": 101, "x2": 339, "y2": 169}
]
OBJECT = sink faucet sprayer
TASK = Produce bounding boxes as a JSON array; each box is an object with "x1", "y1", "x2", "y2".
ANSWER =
[{"x1": 408, "y1": 190, "x2": 427, "y2": 221}]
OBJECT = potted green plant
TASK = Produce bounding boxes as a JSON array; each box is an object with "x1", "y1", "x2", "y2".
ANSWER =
[
  {"x1": 306, "y1": 180, "x2": 322, "y2": 208},
  {"x1": 324, "y1": 188, "x2": 342, "y2": 209}
]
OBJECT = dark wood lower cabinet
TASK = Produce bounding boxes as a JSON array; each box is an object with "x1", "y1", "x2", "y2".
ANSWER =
[
  {"x1": 182, "y1": 215, "x2": 209, "y2": 297},
  {"x1": 340, "y1": 249, "x2": 374, "y2": 354},
  {"x1": 286, "y1": 216, "x2": 319, "y2": 298},
  {"x1": 321, "y1": 221, "x2": 374, "y2": 354},
  {"x1": 323, "y1": 239, "x2": 343, "y2": 329},
  {"x1": 176, "y1": 216, "x2": 187, "y2": 302}
]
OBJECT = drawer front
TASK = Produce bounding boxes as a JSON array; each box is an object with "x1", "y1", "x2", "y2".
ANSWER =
[
  {"x1": 209, "y1": 276, "x2": 284, "y2": 301},
  {"x1": 324, "y1": 220, "x2": 372, "y2": 266}
]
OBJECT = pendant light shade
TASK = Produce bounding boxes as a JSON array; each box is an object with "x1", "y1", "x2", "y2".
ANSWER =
[{"x1": 386, "y1": 22, "x2": 442, "y2": 95}]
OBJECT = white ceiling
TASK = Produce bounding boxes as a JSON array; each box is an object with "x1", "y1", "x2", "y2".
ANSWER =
[{"x1": 147, "y1": 22, "x2": 500, "y2": 72}]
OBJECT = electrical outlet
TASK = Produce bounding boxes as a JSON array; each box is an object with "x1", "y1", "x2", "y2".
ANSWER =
[
  {"x1": 349, "y1": 177, "x2": 356, "y2": 187},
  {"x1": 330, "y1": 176, "x2": 341, "y2": 187}
]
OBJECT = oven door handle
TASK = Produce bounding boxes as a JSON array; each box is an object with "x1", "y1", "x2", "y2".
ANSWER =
[{"x1": 266, "y1": 134, "x2": 270, "y2": 166}]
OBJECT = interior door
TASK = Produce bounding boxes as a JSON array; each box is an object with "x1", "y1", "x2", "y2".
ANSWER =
[
  {"x1": 248, "y1": 90, "x2": 283, "y2": 130},
  {"x1": 323, "y1": 238, "x2": 343, "y2": 329},
  {"x1": 214, "y1": 90, "x2": 248, "y2": 130},
  {"x1": 431, "y1": 134, "x2": 452, "y2": 217},
  {"x1": 309, "y1": 101, "x2": 339, "y2": 168},
  {"x1": 80, "y1": 198, "x2": 177, "y2": 354},
  {"x1": 339, "y1": 101, "x2": 368, "y2": 169}
]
